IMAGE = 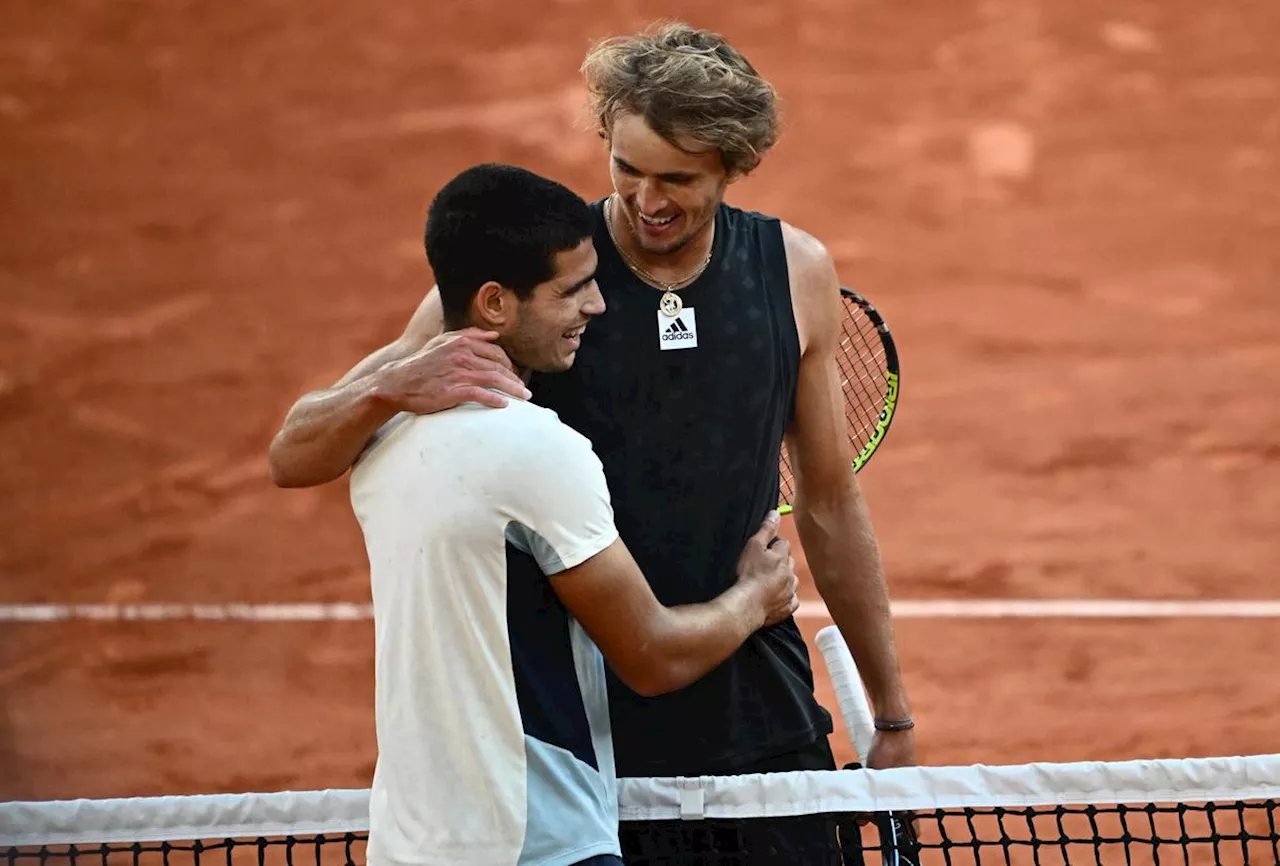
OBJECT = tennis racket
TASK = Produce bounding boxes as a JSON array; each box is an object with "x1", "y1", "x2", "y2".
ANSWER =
[
  {"x1": 816, "y1": 626, "x2": 923, "y2": 866},
  {"x1": 778, "y1": 287, "x2": 900, "y2": 515}
]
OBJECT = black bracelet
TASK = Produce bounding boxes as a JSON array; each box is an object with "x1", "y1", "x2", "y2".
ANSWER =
[{"x1": 873, "y1": 716, "x2": 915, "y2": 732}]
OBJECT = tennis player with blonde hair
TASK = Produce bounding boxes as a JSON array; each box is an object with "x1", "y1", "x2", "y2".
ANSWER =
[{"x1": 270, "y1": 22, "x2": 916, "y2": 861}]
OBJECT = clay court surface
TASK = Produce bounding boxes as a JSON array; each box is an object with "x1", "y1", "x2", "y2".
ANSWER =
[{"x1": 2, "y1": 1, "x2": 1278, "y2": 801}]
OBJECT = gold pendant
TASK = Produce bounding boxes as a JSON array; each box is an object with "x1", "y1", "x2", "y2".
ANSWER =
[{"x1": 659, "y1": 291, "x2": 683, "y2": 317}]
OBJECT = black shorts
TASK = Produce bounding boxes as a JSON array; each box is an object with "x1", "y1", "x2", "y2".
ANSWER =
[{"x1": 618, "y1": 736, "x2": 857, "y2": 865}]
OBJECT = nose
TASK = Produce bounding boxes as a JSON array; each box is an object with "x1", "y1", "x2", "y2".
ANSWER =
[
  {"x1": 581, "y1": 281, "x2": 606, "y2": 317},
  {"x1": 635, "y1": 180, "x2": 668, "y2": 216}
]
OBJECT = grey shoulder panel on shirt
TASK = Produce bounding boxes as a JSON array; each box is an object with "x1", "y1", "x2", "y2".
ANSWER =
[{"x1": 505, "y1": 521, "x2": 568, "y2": 575}]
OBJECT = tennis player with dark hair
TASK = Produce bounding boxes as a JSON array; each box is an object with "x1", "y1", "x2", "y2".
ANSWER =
[
  {"x1": 271, "y1": 21, "x2": 915, "y2": 862},
  {"x1": 353, "y1": 162, "x2": 799, "y2": 866}
]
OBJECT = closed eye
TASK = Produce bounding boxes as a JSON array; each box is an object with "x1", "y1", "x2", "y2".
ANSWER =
[
  {"x1": 613, "y1": 158, "x2": 642, "y2": 177},
  {"x1": 614, "y1": 156, "x2": 699, "y2": 186}
]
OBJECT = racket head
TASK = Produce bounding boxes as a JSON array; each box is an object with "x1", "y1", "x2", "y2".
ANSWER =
[{"x1": 778, "y1": 287, "x2": 900, "y2": 515}]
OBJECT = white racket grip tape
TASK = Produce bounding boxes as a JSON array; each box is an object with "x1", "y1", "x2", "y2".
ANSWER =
[{"x1": 815, "y1": 625, "x2": 877, "y2": 764}]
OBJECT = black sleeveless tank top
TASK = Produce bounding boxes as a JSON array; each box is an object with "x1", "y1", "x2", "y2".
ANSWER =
[{"x1": 531, "y1": 199, "x2": 833, "y2": 776}]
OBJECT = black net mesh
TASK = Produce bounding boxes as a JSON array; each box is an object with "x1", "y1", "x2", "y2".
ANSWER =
[
  {"x1": 8, "y1": 757, "x2": 1280, "y2": 866},
  {"x1": 8, "y1": 800, "x2": 1279, "y2": 866}
]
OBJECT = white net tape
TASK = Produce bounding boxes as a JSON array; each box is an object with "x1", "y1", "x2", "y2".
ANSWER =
[{"x1": 5, "y1": 754, "x2": 1279, "y2": 847}]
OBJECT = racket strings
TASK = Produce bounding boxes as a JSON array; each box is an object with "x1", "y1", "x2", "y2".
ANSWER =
[
  {"x1": 840, "y1": 317, "x2": 891, "y2": 443},
  {"x1": 838, "y1": 325, "x2": 891, "y2": 452},
  {"x1": 840, "y1": 333, "x2": 888, "y2": 429},
  {"x1": 778, "y1": 294, "x2": 894, "y2": 508}
]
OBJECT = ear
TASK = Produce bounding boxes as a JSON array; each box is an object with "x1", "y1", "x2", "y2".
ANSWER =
[{"x1": 471, "y1": 281, "x2": 515, "y2": 329}]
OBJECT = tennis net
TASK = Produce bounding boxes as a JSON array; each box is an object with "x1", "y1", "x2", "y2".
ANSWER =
[{"x1": 4, "y1": 753, "x2": 1279, "y2": 865}]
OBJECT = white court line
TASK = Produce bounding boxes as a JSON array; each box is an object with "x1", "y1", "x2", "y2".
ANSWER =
[
  {"x1": 3, "y1": 599, "x2": 1280, "y2": 622},
  {"x1": 0, "y1": 603, "x2": 374, "y2": 622}
]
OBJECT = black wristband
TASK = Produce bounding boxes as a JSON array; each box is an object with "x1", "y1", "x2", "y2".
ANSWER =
[{"x1": 873, "y1": 716, "x2": 915, "y2": 732}]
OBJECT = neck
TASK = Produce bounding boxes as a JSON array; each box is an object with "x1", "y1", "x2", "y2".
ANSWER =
[
  {"x1": 448, "y1": 320, "x2": 532, "y2": 384},
  {"x1": 607, "y1": 194, "x2": 715, "y2": 286}
]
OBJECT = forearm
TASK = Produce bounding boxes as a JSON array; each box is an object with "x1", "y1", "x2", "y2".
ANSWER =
[
  {"x1": 267, "y1": 375, "x2": 398, "y2": 488},
  {"x1": 634, "y1": 587, "x2": 762, "y2": 696},
  {"x1": 796, "y1": 491, "x2": 911, "y2": 718}
]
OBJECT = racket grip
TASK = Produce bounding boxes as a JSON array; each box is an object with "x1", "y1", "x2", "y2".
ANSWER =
[{"x1": 815, "y1": 625, "x2": 877, "y2": 764}]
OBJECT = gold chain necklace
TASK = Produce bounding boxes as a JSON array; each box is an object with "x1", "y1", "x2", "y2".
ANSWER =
[{"x1": 604, "y1": 194, "x2": 712, "y2": 317}]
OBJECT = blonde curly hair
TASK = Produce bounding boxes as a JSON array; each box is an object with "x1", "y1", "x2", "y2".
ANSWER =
[{"x1": 581, "y1": 21, "x2": 780, "y2": 177}]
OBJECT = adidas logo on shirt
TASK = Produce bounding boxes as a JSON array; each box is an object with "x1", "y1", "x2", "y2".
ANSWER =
[
  {"x1": 657, "y1": 308, "x2": 698, "y2": 351},
  {"x1": 662, "y1": 318, "x2": 693, "y2": 341}
]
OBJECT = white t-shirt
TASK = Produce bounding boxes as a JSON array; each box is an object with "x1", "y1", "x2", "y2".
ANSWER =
[{"x1": 349, "y1": 398, "x2": 621, "y2": 866}]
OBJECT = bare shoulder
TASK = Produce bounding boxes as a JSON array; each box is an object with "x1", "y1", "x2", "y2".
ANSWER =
[
  {"x1": 780, "y1": 221, "x2": 841, "y2": 354},
  {"x1": 780, "y1": 221, "x2": 835, "y2": 279}
]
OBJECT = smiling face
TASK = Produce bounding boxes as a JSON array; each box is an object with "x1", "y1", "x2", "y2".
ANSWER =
[
  {"x1": 489, "y1": 237, "x2": 604, "y2": 374},
  {"x1": 607, "y1": 111, "x2": 729, "y2": 258}
]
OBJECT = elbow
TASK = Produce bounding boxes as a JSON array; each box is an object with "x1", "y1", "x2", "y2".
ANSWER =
[
  {"x1": 601, "y1": 612, "x2": 705, "y2": 697},
  {"x1": 792, "y1": 500, "x2": 837, "y2": 540},
  {"x1": 267, "y1": 435, "x2": 318, "y2": 489},
  {"x1": 610, "y1": 652, "x2": 689, "y2": 698},
  {"x1": 269, "y1": 461, "x2": 332, "y2": 490},
  {"x1": 622, "y1": 654, "x2": 701, "y2": 695},
  {"x1": 268, "y1": 462, "x2": 305, "y2": 489},
  {"x1": 619, "y1": 670, "x2": 680, "y2": 699},
  {"x1": 627, "y1": 670, "x2": 675, "y2": 695},
  {"x1": 266, "y1": 437, "x2": 297, "y2": 488},
  {"x1": 268, "y1": 466, "x2": 305, "y2": 490},
  {"x1": 793, "y1": 484, "x2": 857, "y2": 532}
]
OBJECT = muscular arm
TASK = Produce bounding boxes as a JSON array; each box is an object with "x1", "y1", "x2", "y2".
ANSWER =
[
  {"x1": 549, "y1": 517, "x2": 795, "y2": 697},
  {"x1": 268, "y1": 289, "x2": 528, "y2": 488},
  {"x1": 782, "y1": 225, "x2": 915, "y2": 760}
]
